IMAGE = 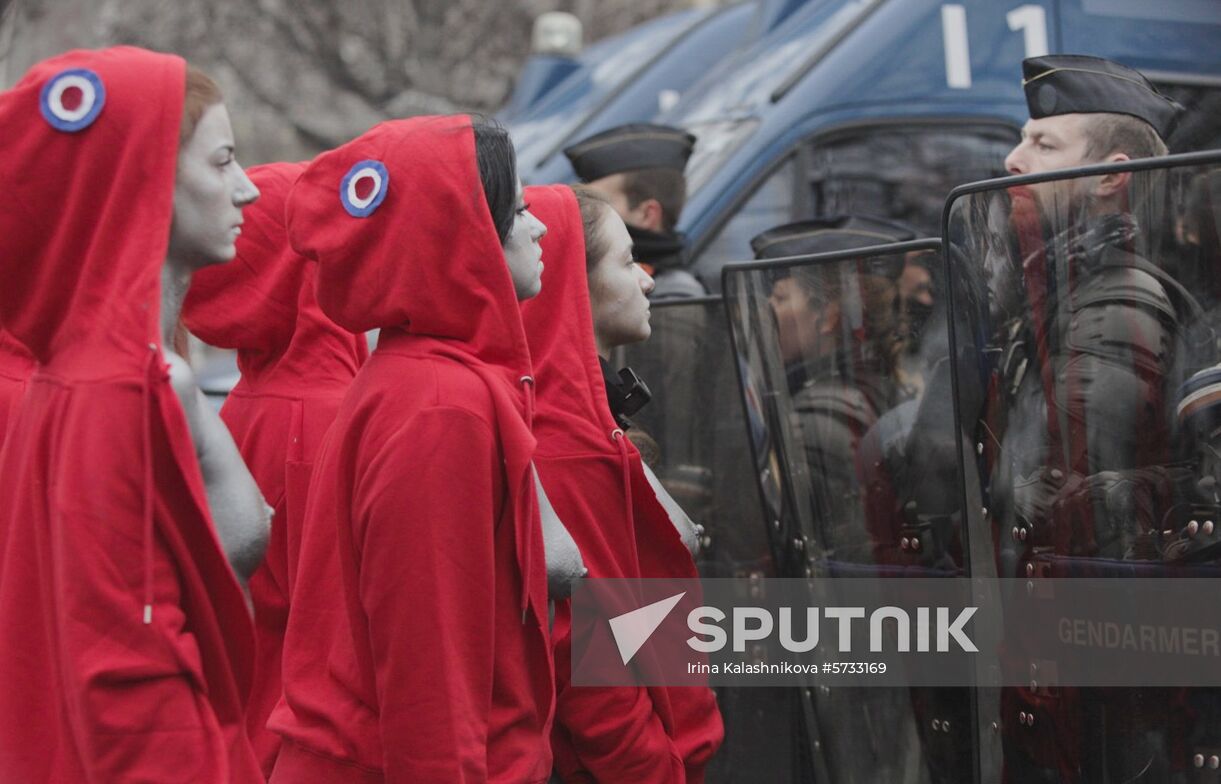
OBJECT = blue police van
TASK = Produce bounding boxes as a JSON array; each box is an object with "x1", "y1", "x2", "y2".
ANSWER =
[
  {"x1": 663, "y1": 0, "x2": 1221, "y2": 291},
  {"x1": 505, "y1": 0, "x2": 815, "y2": 186}
]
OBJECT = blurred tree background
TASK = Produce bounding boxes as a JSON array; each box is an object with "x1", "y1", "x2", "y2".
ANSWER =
[{"x1": 0, "y1": 0, "x2": 693, "y2": 163}]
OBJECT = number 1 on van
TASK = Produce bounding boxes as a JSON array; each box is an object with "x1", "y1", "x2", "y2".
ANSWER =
[{"x1": 941, "y1": 3, "x2": 1050, "y2": 90}]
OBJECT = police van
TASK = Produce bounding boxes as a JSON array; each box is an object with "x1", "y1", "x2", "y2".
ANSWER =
[
  {"x1": 505, "y1": 0, "x2": 813, "y2": 186},
  {"x1": 662, "y1": 0, "x2": 1221, "y2": 291}
]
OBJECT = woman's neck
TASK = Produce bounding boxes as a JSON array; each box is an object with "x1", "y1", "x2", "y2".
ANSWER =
[{"x1": 160, "y1": 261, "x2": 192, "y2": 350}]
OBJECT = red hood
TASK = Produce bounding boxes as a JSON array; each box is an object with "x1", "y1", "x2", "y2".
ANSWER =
[
  {"x1": 183, "y1": 162, "x2": 366, "y2": 393},
  {"x1": 288, "y1": 115, "x2": 532, "y2": 380},
  {"x1": 520, "y1": 185, "x2": 722, "y2": 780},
  {"x1": 520, "y1": 184, "x2": 678, "y2": 572},
  {"x1": 0, "y1": 47, "x2": 181, "y2": 375},
  {"x1": 520, "y1": 185, "x2": 622, "y2": 452},
  {"x1": 0, "y1": 47, "x2": 260, "y2": 781},
  {"x1": 286, "y1": 114, "x2": 543, "y2": 619}
]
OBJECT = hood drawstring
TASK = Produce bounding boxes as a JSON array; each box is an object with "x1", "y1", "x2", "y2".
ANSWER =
[
  {"x1": 520, "y1": 375, "x2": 536, "y2": 623},
  {"x1": 611, "y1": 428, "x2": 642, "y2": 565},
  {"x1": 142, "y1": 344, "x2": 167, "y2": 624},
  {"x1": 519, "y1": 376, "x2": 535, "y2": 427}
]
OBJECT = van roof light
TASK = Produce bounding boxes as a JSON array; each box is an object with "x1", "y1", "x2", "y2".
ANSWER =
[{"x1": 532, "y1": 12, "x2": 583, "y2": 56}]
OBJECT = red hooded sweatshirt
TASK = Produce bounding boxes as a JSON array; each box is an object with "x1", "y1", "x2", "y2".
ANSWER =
[
  {"x1": 0, "y1": 47, "x2": 261, "y2": 782},
  {"x1": 268, "y1": 115, "x2": 554, "y2": 784},
  {"x1": 182, "y1": 161, "x2": 368, "y2": 777},
  {"x1": 0, "y1": 329, "x2": 34, "y2": 443},
  {"x1": 519, "y1": 186, "x2": 723, "y2": 783}
]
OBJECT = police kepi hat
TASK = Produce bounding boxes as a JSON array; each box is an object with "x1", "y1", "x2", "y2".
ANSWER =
[
  {"x1": 751, "y1": 215, "x2": 919, "y2": 261},
  {"x1": 564, "y1": 123, "x2": 697, "y2": 181},
  {"x1": 1022, "y1": 54, "x2": 1182, "y2": 140}
]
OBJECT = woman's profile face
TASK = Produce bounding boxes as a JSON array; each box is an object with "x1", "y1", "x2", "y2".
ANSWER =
[
  {"x1": 589, "y1": 207, "x2": 654, "y2": 353},
  {"x1": 168, "y1": 103, "x2": 259, "y2": 269},
  {"x1": 503, "y1": 178, "x2": 548, "y2": 300}
]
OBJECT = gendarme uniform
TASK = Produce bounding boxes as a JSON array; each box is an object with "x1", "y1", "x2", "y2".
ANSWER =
[
  {"x1": 564, "y1": 123, "x2": 705, "y2": 300},
  {"x1": 751, "y1": 216, "x2": 916, "y2": 566},
  {"x1": 994, "y1": 55, "x2": 1190, "y2": 565},
  {"x1": 751, "y1": 216, "x2": 977, "y2": 782},
  {"x1": 992, "y1": 55, "x2": 1208, "y2": 784}
]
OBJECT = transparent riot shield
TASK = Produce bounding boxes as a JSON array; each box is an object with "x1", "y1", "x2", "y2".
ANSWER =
[
  {"x1": 611, "y1": 297, "x2": 800, "y2": 782},
  {"x1": 945, "y1": 151, "x2": 1221, "y2": 783},
  {"x1": 723, "y1": 241, "x2": 975, "y2": 783}
]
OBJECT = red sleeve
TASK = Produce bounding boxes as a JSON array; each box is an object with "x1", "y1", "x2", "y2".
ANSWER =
[
  {"x1": 56, "y1": 506, "x2": 230, "y2": 783},
  {"x1": 354, "y1": 406, "x2": 500, "y2": 783},
  {"x1": 552, "y1": 605, "x2": 687, "y2": 784}
]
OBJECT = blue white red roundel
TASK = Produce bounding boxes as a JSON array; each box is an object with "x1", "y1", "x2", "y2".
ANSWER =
[
  {"x1": 340, "y1": 160, "x2": 390, "y2": 218},
  {"x1": 40, "y1": 68, "x2": 106, "y2": 133}
]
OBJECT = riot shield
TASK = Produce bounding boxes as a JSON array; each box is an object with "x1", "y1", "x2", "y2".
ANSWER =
[
  {"x1": 611, "y1": 297, "x2": 799, "y2": 782},
  {"x1": 723, "y1": 241, "x2": 975, "y2": 783},
  {"x1": 944, "y1": 151, "x2": 1221, "y2": 783}
]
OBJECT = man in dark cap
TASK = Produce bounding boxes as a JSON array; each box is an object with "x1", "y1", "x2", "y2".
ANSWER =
[
  {"x1": 987, "y1": 56, "x2": 1213, "y2": 783},
  {"x1": 564, "y1": 123, "x2": 705, "y2": 299},
  {"x1": 748, "y1": 216, "x2": 974, "y2": 784},
  {"x1": 990, "y1": 54, "x2": 1194, "y2": 559},
  {"x1": 1006, "y1": 54, "x2": 1180, "y2": 178},
  {"x1": 750, "y1": 215, "x2": 918, "y2": 566}
]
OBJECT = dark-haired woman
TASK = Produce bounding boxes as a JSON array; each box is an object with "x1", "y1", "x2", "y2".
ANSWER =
[
  {"x1": 270, "y1": 116, "x2": 555, "y2": 783},
  {"x1": 520, "y1": 186, "x2": 723, "y2": 784},
  {"x1": 0, "y1": 48, "x2": 265, "y2": 781}
]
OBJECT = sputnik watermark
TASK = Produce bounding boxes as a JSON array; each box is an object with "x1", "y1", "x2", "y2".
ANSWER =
[
  {"x1": 684, "y1": 605, "x2": 977, "y2": 654},
  {"x1": 571, "y1": 578, "x2": 1221, "y2": 688}
]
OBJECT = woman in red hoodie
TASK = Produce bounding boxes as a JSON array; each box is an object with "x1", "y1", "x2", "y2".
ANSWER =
[
  {"x1": 269, "y1": 115, "x2": 554, "y2": 783},
  {"x1": 520, "y1": 186, "x2": 723, "y2": 784},
  {"x1": 183, "y1": 160, "x2": 369, "y2": 776},
  {"x1": 0, "y1": 47, "x2": 266, "y2": 782}
]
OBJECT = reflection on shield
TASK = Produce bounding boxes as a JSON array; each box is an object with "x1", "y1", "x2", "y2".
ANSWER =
[
  {"x1": 946, "y1": 151, "x2": 1221, "y2": 783},
  {"x1": 723, "y1": 241, "x2": 973, "y2": 783}
]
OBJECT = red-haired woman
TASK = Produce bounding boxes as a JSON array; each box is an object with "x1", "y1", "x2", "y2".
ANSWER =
[{"x1": 0, "y1": 47, "x2": 266, "y2": 782}]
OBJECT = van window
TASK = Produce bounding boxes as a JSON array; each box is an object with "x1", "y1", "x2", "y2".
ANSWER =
[
  {"x1": 695, "y1": 122, "x2": 1017, "y2": 288},
  {"x1": 805, "y1": 123, "x2": 1017, "y2": 236},
  {"x1": 699, "y1": 154, "x2": 799, "y2": 274}
]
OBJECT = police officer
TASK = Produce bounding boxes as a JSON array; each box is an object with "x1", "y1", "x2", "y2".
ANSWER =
[
  {"x1": 750, "y1": 216, "x2": 976, "y2": 783},
  {"x1": 750, "y1": 215, "x2": 917, "y2": 568},
  {"x1": 992, "y1": 55, "x2": 1189, "y2": 567},
  {"x1": 564, "y1": 123, "x2": 705, "y2": 299},
  {"x1": 1005, "y1": 54, "x2": 1177, "y2": 178},
  {"x1": 986, "y1": 55, "x2": 1211, "y2": 784}
]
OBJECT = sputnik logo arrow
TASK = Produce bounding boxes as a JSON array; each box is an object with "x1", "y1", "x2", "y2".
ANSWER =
[{"x1": 608, "y1": 592, "x2": 686, "y2": 665}]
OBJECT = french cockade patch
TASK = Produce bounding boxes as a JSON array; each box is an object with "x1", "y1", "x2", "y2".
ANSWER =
[
  {"x1": 340, "y1": 160, "x2": 390, "y2": 218},
  {"x1": 40, "y1": 68, "x2": 106, "y2": 133}
]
